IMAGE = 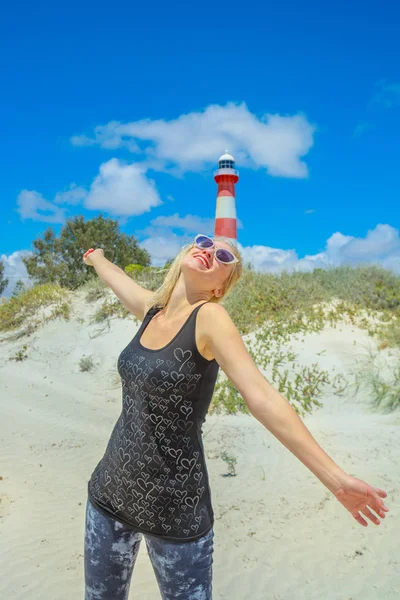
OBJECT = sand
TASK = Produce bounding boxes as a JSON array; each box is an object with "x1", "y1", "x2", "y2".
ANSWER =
[{"x1": 0, "y1": 290, "x2": 398, "y2": 599}]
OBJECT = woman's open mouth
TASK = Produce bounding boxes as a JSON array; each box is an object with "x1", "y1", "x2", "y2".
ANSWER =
[{"x1": 195, "y1": 255, "x2": 209, "y2": 268}]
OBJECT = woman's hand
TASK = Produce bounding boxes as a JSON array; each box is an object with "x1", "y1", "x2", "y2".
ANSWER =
[
  {"x1": 332, "y1": 474, "x2": 390, "y2": 527},
  {"x1": 83, "y1": 248, "x2": 104, "y2": 267}
]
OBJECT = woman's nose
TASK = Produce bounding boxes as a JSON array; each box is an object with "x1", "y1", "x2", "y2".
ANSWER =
[{"x1": 199, "y1": 249, "x2": 213, "y2": 266}]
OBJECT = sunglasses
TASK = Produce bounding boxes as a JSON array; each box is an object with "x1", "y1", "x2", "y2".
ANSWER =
[{"x1": 193, "y1": 234, "x2": 239, "y2": 266}]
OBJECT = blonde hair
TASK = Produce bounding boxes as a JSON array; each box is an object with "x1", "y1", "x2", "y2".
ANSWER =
[{"x1": 145, "y1": 236, "x2": 243, "y2": 314}]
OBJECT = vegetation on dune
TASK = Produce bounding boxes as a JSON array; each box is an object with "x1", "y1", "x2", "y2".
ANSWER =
[
  {"x1": 349, "y1": 317, "x2": 400, "y2": 414},
  {"x1": 0, "y1": 283, "x2": 71, "y2": 336},
  {"x1": 1, "y1": 219, "x2": 399, "y2": 415},
  {"x1": 79, "y1": 355, "x2": 96, "y2": 372},
  {"x1": 222, "y1": 264, "x2": 400, "y2": 335}
]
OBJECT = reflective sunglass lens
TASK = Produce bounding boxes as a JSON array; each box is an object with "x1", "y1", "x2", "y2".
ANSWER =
[
  {"x1": 195, "y1": 235, "x2": 213, "y2": 248},
  {"x1": 216, "y1": 249, "x2": 235, "y2": 263}
]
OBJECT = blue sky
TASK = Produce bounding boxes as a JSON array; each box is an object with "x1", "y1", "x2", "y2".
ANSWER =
[{"x1": 1, "y1": 0, "x2": 399, "y2": 296}]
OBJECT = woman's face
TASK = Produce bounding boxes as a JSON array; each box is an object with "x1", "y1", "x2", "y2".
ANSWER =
[{"x1": 181, "y1": 240, "x2": 237, "y2": 292}]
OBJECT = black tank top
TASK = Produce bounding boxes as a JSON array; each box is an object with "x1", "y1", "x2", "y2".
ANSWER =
[{"x1": 87, "y1": 301, "x2": 220, "y2": 542}]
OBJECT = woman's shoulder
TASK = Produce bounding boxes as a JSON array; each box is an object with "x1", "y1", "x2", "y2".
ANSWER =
[
  {"x1": 197, "y1": 302, "x2": 232, "y2": 361},
  {"x1": 200, "y1": 301, "x2": 229, "y2": 317}
]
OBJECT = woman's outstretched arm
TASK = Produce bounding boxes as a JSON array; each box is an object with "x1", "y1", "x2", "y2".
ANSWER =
[
  {"x1": 248, "y1": 386, "x2": 389, "y2": 527},
  {"x1": 200, "y1": 302, "x2": 390, "y2": 527},
  {"x1": 250, "y1": 381, "x2": 346, "y2": 493}
]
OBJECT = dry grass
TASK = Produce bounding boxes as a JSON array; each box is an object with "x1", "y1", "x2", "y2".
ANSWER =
[
  {"x1": 2, "y1": 264, "x2": 399, "y2": 412},
  {"x1": 0, "y1": 283, "x2": 71, "y2": 338}
]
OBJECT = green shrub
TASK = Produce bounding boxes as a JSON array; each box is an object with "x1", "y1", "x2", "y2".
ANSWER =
[
  {"x1": 81, "y1": 278, "x2": 109, "y2": 302},
  {"x1": 124, "y1": 264, "x2": 145, "y2": 275},
  {"x1": 9, "y1": 344, "x2": 29, "y2": 362},
  {"x1": 92, "y1": 298, "x2": 131, "y2": 322},
  {"x1": 79, "y1": 355, "x2": 95, "y2": 372}
]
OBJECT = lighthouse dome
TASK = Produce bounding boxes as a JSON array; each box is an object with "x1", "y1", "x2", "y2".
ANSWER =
[
  {"x1": 214, "y1": 150, "x2": 239, "y2": 180},
  {"x1": 218, "y1": 152, "x2": 235, "y2": 162},
  {"x1": 218, "y1": 152, "x2": 235, "y2": 170}
]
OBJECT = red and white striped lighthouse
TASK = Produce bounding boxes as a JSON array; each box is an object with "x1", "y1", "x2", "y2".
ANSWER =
[{"x1": 214, "y1": 151, "x2": 239, "y2": 245}]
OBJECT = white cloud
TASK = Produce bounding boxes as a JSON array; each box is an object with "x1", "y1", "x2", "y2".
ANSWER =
[
  {"x1": 139, "y1": 233, "x2": 188, "y2": 266},
  {"x1": 135, "y1": 213, "x2": 244, "y2": 247},
  {"x1": 71, "y1": 102, "x2": 316, "y2": 179},
  {"x1": 0, "y1": 250, "x2": 33, "y2": 298},
  {"x1": 84, "y1": 159, "x2": 162, "y2": 216},
  {"x1": 240, "y1": 244, "x2": 300, "y2": 273},
  {"x1": 135, "y1": 213, "x2": 216, "y2": 239},
  {"x1": 240, "y1": 224, "x2": 400, "y2": 274},
  {"x1": 17, "y1": 190, "x2": 67, "y2": 223},
  {"x1": 15, "y1": 159, "x2": 163, "y2": 223},
  {"x1": 138, "y1": 222, "x2": 400, "y2": 275},
  {"x1": 326, "y1": 225, "x2": 399, "y2": 262},
  {"x1": 54, "y1": 184, "x2": 87, "y2": 206},
  {"x1": 71, "y1": 120, "x2": 141, "y2": 152}
]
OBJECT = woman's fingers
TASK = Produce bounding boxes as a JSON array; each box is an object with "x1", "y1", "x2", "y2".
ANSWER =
[
  {"x1": 361, "y1": 505, "x2": 382, "y2": 524},
  {"x1": 353, "y1": 512, "x2": 368, "y2": 527},
  {"x1": 375, "y1": 496, "x2": 389, "y2": 513},
  {"x1": 374, "y1": 489, "x2": 390, "y2": 510},
  {"x1": 367, "y1": 493, "x2": 389, "y2": 521}
]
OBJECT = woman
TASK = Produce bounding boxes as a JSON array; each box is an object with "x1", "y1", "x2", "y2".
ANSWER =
[{"x1": 82, "y1": 234, "x2": 389, "y2": 600}]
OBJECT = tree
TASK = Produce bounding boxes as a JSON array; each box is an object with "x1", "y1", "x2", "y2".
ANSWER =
[
  {"x1": 0, "y1": 260, "x2": 9, "y2": 296},
  {"x1": 12, "y1": 279, "x2": 27, "y2": 297},
  {"x1": 22, "y1": 213, "x2": 152, "y2": 289}
]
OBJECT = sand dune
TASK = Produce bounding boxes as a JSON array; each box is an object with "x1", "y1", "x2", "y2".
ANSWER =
[{"x1": 0, "y1": 290, "x2": 398, "y2": 599}]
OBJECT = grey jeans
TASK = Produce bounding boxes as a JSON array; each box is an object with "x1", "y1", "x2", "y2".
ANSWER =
[{"x1": 84, "y1": 497, "x2": 214, "y2": 599}]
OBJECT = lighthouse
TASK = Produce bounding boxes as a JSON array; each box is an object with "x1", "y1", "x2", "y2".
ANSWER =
[{"x1": 214, "y1": 151, "x2": 239, "y2": 245}]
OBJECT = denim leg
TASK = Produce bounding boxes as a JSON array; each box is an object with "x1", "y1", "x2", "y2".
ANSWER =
[
  {"x1": 84, "y1": 497, "x2": 143, "y2": 600},
  {"x1": 144, "y1": 527, "x2": 214, "y2": 600}
]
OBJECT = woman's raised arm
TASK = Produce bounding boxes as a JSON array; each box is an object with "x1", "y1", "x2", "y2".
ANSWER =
[{"x1": 83, "y1": 249, "x2": 153, "y2": 321}]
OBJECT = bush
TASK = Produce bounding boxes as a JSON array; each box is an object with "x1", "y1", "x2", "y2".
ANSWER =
[
  {"x1": 124, "y1": 264, "x2": 145, "y2": 275},
  {"x1": 79, "y1": 355, "x2": 95, "y2": 372},
  {"x1": 80, "y1": 278, "x2": 109, "y2": 303}
]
